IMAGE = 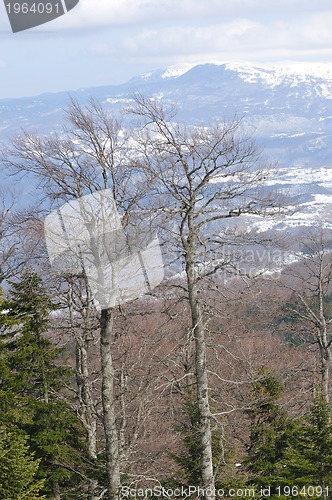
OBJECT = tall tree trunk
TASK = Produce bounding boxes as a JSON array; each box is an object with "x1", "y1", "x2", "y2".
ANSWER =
[
  {"x1": 76, "y1": 341, "x2": 98, "y2": 459},
  {"x1": 318, "y1": 263, "x2": 330, "y2": 404},
  {"x1": 320, "y1": 345, "x2": 331, "y2": 403},
  {"x1": 186, "y1": 247, "x2": 215, "y2": 500},
  {"x1": 100, "y1": 307, "x2": 121, "y2": 500},
  {"x1": 69, "y1": 280, "x2": 98, "y2": 461},
  {"x1": 52, "y1": 480, "x2": 61, "y2": 500}
]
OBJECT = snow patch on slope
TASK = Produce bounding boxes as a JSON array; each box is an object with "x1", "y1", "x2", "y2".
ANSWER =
[
  {"x1": 161, "y1": 63, "x2": 201, "y2": 79},
  {"x1": 159, "y1": 61, "x2": 332, "y2": 97},
  {"x1": 226, "y1": 63, "x2": 332, "y2": 92},
  {"x1": 161, "y1": 61, "x2": 227, "y2": 79}
]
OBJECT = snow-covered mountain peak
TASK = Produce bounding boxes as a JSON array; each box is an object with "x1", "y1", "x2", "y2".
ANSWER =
[
  {"x1": 226, "y1": 62, "x2": 332, "y2": 87},
  {"x1": 159, "y1": 61, "x2": 332, "y2": 88},
  {"x1": 2, "y1": 59, "x2": 332, "y2": 234},
  {"x1": 161, "y1": 63, "x2": 205, "y2": 79},
  {"x1": 153, "y1": 61, "x2": 332, "y2": 100}
]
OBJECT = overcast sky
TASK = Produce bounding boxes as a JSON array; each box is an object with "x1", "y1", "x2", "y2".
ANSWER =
[{"x1": 0, "y1": 0, "x2": 332, "y2": 98}]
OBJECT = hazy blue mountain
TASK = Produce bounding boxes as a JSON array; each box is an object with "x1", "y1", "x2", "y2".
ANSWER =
[
  {"x1": 1, "y1": 62, "x2": 332, "y2": 168},
  {"x1": 2, "y1": 61, "x2": 332, "y2": 231}
]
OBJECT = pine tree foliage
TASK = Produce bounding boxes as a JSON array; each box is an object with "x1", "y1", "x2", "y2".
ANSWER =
[
  {"x1": 171, "y1": 398, "x2": 204, "y2": 487},
  {"x1": 246, "y1": 371, "x2": 332, "y2": 499},
  {"x1": 170, "y1": 396, "x2": 245, "y2": 492},
  {"x1": 280, "y1": 395, "x2": 332, "y2": 497},
  {"x1": 0, "y1": 271, "x2": 86, "y2": 496},
  {"x1": 0, "y1": 425, "x2": 45, "y2": 500},
  {"x1": 245, "y1": 370, "x2": 296, "y2": 496}
]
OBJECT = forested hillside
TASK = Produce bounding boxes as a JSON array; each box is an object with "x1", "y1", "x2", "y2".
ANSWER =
[{"x1": 0, "y1": 97, "x2": 331, "y2": 500}]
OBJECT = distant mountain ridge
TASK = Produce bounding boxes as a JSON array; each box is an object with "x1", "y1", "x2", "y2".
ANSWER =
[
  {"x1": 1, "y1": 61, "x2": 332, "y2": 167},
  {"x1": 1, "y1": 61, "x2": 332, "y2": 132},
  {"x1": 2, "y1": 61, "x2": 332, "y2": 230},
  {"x1": 143, "y1": 61, "x2": 332, "y2": 89}
]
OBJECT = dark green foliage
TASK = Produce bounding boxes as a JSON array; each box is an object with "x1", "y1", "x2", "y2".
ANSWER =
[
  {"x1": 171, "y1": 398, "x2": 204, "y2": 486},
  {"x1": 170, "y1": 396, "x2": 245, "y2": 492},
  {"x1": 1, "y1": 270, "x2": 65, "y2": 403},
  {"x1": 27, "y1": 399, "x2": 85, "y2": 489},
  {"x1": 245, "y1": 371, "x2": 332, "y2": 499},
  {"x1": 279, "y1": 395, "x2": 332, "y2": 497},
  {"x1": 0, "y1": 271, "x2": 86, "y2": 496},
  {"x1": 0, "y1": 425, "x2": 45, "y2": 499},
  {"x1": 6, "y1": 269, "x2": 57, "y2": 333},
  {"x1": 245, "y1": 370, "x2": 296, "y2": 495}
]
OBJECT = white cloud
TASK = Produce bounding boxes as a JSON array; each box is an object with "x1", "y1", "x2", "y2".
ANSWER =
[
  {"x1": 1, "y1": 0, "x2": 332, "y2": 98},
  {"x1": 115, "y1": 11, "x2": 332, "y2": 65},
  {"x1": 45, "y1": 0, "x2": 332, "y2": 30}
]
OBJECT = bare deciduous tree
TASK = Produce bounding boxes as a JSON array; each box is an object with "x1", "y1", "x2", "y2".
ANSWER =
[
  {"x1": 0, "y1": 188, "x2": 31, "y2": 282},
  {"x1": 3, "y1": 95, "x2": 285, "y2": 499},
  {"x1": 3, "y1": 98, "x2": 152, "y2": 500},
  {"x1": 130, "y1": 94, "x2": 282, "y2": 499},
  {"x1": 278, "y1": 227, "x2": 332, "y2": 403}
]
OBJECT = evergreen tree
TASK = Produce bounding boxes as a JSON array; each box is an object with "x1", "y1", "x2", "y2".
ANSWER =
[
  {"x1": 171, "y1": 397, "x2": 204, "y2": 487},
  {"x1": 170, "y1": 396, "x2": 246, "y2": 493},
  {"x1": 4, "y1": 270, "x2": 63, "y2": 402},
  {"x1": 280, "y1": 395, "x2": 332, "y2": 498},
  {"x1": 0, "y1": 271, "x2": 86, "y2": 497},
  {"x1": 245, "y1": 370, "x2": 296, "y2": 496},
  {"x1": 0, "y1": 425, "x2": 45, "y2": 500},
  {"x1": 245, "y1": 373, "x2": 332, "y2": 499}
]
